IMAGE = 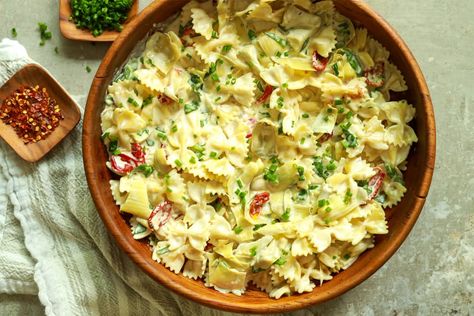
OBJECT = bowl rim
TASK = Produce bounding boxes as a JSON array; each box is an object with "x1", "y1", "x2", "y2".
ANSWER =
[{"x1": 83, "y1": 0, "x2": 436, "y2": 313}]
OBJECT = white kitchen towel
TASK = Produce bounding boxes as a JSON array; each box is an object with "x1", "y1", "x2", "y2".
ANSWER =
[{"x1": 0, "y1": 39, "x2": 269, "y2": 316}]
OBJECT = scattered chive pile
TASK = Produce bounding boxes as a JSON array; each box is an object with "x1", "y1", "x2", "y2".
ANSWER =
[{"x1": 69, "y1": 0, "x2": 134, "y2": 37}]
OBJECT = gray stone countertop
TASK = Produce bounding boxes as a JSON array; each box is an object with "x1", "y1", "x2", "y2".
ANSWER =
[{"x1": 0, "y1": 0, "x2": 472, "y2": 315}]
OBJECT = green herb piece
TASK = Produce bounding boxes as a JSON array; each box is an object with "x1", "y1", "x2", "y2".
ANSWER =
[
  {"x1": 385, "y1": 163, "x2": 404, "y2": 184},
  {"x1": 263, "y1": 162, "x2": 279, "y2": 184},
  {"x1": 142, "y1": 95, "x2": 153, "y2": 108},
  {"x1": 189, "y1": 73, "x2": 203, "y2": 94},
  {"x1": 184, "y1": 100, "x2": 200, "y2": 114},
  {"x1": 108, "y1": 139, "x2": 119, "y2": 154},
  {"x1": 335, "y1": 99, "x2": 344, "y2": 106},
  {"x1": 135, "y1": 164, "x2": 154, "y2": 177},
  {"x1": 274, "y1": 256, "x2": 287, "y2": 266},
  {"x1": 11, "y1": 28, "x2": 17, "y2": 38},
  {"x1": 308, "y1": 184, "x2": 318, "y2": 191},
  {"x1": 282, "y1": 83, "x2": 288, "y2": 89},
  {"x1": 253, "y1": 224, "x2": 266, "y2": 231},
  {"x1": 235, "y1": 188, "x2": 247, "y2": 205},
  {"x1": 302, "y1": 113, "x2": 310, "y2": 119},
  {"x1": 69, "y1": 0, "x2": 133, "y2": 37},
  {"x1": 332, "y1": 63, "x2": 339, "y2": 76},
  {"x1": 313, "y1": 156, "x2": 336, "y2": 179},
  {"x1": 249, "y1": 246, "x2": 257, "y2": 257},
  {"x1": 252, "y1": 80, "x2": 263, "y2": 93},
  {"x1": 342, "y1": 49, "x2": 363, "y2": 76},
  {"x1": 318, "y1": 199, "x2": 330, "y2": 208},
  {"x1": 277, "y1": 96, "x2": 284, "y2": 108},
  {"x1": 174, "y1": 159, "x2": 183, "y2": 168},
  {"x1": 38, "y1": 22, "x2": 52, "y2": 46},
  {"x1": 325, "y1": 207, "x2": 332, "y2": 212},
  {"x1": 340, "y1": 121, "x2": 358, "y2": 148},
  {"x1": 297, "y1": 166, "x2": 305, "y2": 181},
  {"x1": 344, "y1": 189, "x2": 353, "y2": 205},
  {"x1": 248, "y1": 29, "x2": 257, "y2": 40},
  {"x1": 189, "y1": 156, "x2": 197, "y2": 164},
  {"x1": 170, "y1": 121, "x2": 178, "y2": 133},
  {"x1": 156, "y1": 128, "x2": 167, "y2": 140},
  {"x1": 281, "y1": 208, "x2": 290, "y2": 222},
  {"x1": 234, "y1": 226, "x2": 243, "y2": 234},
  {"x1": 54, "y1": 47, "x2": 59, "y2": 54},
  {"x1": 209, "y1": 151, "x2": 218, "y2": 159},
  {"x1": 237, "y1": 179, "x2": 243, "y2": 189},
  {"x1": 275, "y1": 51, "x2": 282, "y2": 57},
  {"x1": 222, "y1": 44, "x2": 232, "y2": 53},
  {"x1": 127, "y1": 97, "x2": 140, "y2": 108},
  {"x1": 211, "y1": 30, "x2": 219, "y2": 39},
  {"x1": 85, "y1": 65, "x2": 92, "y2": 73},
  {"x1": 190, "y1": 144, "x2": 205, "y2": 160},
  {"x1": 343, "y1": 253, "x2": 351, "y2": 260},
  {"x1": 265, "y1": 32, "x2": 288, "y2": 47},
  {"x1": 300, "y1": 38, "x2": 309, "y2": 52}
]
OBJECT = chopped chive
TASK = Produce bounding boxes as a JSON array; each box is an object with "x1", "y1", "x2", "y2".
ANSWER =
[
  {"x1": 248, "y1": 29, "x2": 257, "y2": 40},
  {"x1": 233, "y1": 226, "x2": 243, "y2": 234},
  {"x1": 127, "y1": 97, "x2": 140, "y2": 107}
]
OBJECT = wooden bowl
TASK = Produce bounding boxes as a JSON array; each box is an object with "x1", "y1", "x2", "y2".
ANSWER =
[
  {"x1": 0, "y1": 64, "x2": 81, "y2": 162},
  {"x1": 83, "y1": 0, "x2": 436, "y2": 313},
  {"x1": 59, "y1": 0, "x2": 139, "y2": 42}
]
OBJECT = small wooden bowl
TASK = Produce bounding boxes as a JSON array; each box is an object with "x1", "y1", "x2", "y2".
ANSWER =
[
  {"x1": 83, "y1": 0, "x2": 436, "y2": 313},
  {"x1": 59, "y1": 0, "x2": 139, "y2": 42},
  {"x1": 0, "y1": 64, "x2": 81, "y2": 162}
]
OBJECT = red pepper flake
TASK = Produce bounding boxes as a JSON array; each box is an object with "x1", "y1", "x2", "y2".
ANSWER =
[
  {"x1": 0, "y1": 85, "x2": 64, "y2": 144},
  {"x1": 148, "y1": 200, "x2": 173, "y2": 230},
  {"x1": 249, "y1": 192, "x2": 270, "y2": 218},
  {"x1": 312, "y1": 51, "x2": 329, "y2": 72},
  {"x1": 256, "y1": 85, "x2": 274, "y2": 103}
]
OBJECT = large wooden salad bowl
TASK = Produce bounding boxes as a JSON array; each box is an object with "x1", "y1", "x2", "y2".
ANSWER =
[{"x1": 83, "y1": 0, "x2": 436, "y2": 313}]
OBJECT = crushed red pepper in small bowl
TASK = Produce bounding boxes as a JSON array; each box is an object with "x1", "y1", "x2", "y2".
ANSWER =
[{"x1": 0, "y1": 85, "x2": 64, "y2": 144}]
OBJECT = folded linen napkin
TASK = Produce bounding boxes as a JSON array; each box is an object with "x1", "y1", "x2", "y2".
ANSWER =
[{"x1": 0, "y1": 38, "x2": 260, "y2": 316}]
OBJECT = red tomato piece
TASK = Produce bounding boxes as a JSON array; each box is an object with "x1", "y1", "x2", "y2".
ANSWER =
[
  {"x1": 368, "y1": 167, "x2": 386, "y2": 200},
  {"x1": 256, "y1": 85, "x2": 274, "y2": 103},
  {"x1": 131, "y1": 143, "x2": 146, "y2": 164},
  {"x1": 110, "y1": 154, "x2": 137, "y2": 176},
  {"x1": 148, "y1": 200, "x2": 173, "y2": 230},
  {"x1": 249, "y1": 192, "x2": 270, "y2": 218},
  {"x1": 365, "y1": 61, "x2": 385, "y2": 88},
  {"x1": 312, "y1": 51, "x2": 329, "y2": 72}
]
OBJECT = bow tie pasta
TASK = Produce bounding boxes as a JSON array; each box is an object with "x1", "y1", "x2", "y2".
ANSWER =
[{"x1": 101, "y1": 0, "x2": 417, "y2": 298}]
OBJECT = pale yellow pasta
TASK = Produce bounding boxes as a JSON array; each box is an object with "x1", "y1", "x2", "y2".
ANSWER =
[{"x1": 101, "y1": 0, "x2": 417, "y2": 299}]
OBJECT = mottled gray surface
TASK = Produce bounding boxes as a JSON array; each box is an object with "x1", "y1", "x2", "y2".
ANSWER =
[{"x1": 0, "y1": 0, "x2": 472, "y2": 315}]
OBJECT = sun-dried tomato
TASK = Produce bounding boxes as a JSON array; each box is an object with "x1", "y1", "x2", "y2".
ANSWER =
[
  {"x1": 368, "y1": 167, "x2": 386, "y2": 200},
  {"x1": 249, "y1": 192, "x2": 270, "y2": 218},
  {"x1": 312, "y1": 51, "x2": 329, "y2": 72},
  {"x1": 148, "y1": 200, "x2": 173, "y2": 230}
]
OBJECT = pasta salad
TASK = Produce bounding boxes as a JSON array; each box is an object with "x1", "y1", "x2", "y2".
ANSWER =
[{"x1": 100, "y1": 0, "x2": 417, "y2": 298}]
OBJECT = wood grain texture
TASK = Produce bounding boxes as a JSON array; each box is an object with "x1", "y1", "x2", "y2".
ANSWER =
[
  {"x1": 0, "y1": 64, "x2": 81, "y2": 162},
  {"x1": 59, "y1": 0, "x2": 139, "y2": 42},
  {"x1": 82, "y1": 0, "x2": 436, "y2": 313}
]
